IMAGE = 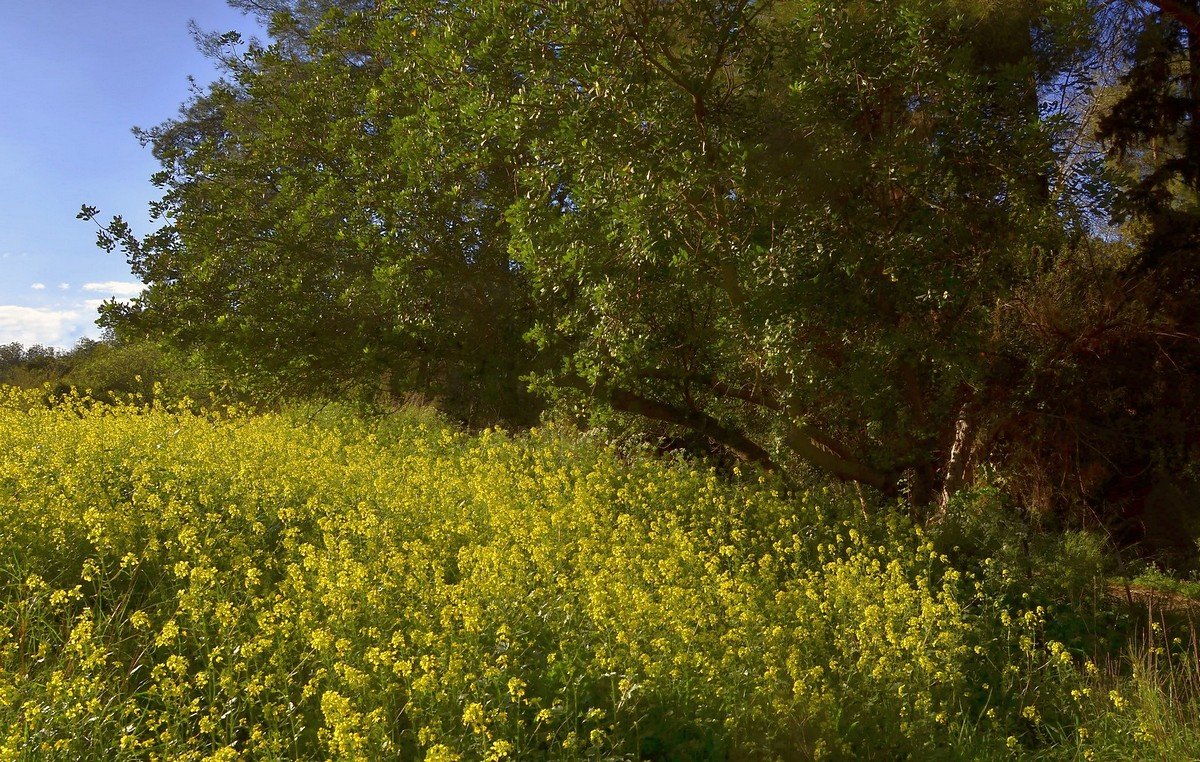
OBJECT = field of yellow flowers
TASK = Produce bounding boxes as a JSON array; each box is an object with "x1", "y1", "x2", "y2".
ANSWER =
[{"x1": 0, "y1": 387, "x2": 1196, "y2": 760}]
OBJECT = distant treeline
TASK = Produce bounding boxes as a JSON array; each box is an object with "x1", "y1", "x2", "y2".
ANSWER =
[{"x1": 0, "y1": 338, "x2": 216, "y2": 405}]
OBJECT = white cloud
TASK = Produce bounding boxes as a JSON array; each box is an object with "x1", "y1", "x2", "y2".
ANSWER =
[
  {"x1": 0, "y1": 306, "x2": 85, "y2": 347},
  {"x1": 0, "y1": 283, "x2": 143, "y2": 348},
  {"x1": 81, "y1": 281, "x2": 144, "y2": 299}
]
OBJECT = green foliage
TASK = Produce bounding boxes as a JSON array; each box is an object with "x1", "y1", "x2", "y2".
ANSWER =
[
  {"x1": 87, "y1": 0, "x2": 1111, "y2": 502},
  {"x1": 985, "y1": 1, "x2": 1200, "y2": 548},
  {"x1": 0, "y1": 343, "x2": 71, "y2": 389},
  {"x1": 0, "y1": 339, "x2": 243, "y2": 409},
  {"x1": 84, "y1": 0, "x2": 539, "y2": 428},
  {"x1": 79, "y1": 0, "x2": 1200, "y2": 549},
  {"x1": 62, "y1": 341, "x2": 186, "y2": 404},
  {"x1": 1121, "y1": 567, "x2": 1200, "y2": 603}
]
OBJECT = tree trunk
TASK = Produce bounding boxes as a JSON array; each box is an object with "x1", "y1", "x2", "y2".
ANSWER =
[{"x1": 939, "y1": 410, "x2": 976, "y2": 509}]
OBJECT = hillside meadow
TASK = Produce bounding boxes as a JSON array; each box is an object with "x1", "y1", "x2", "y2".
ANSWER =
[{"x1": 0, "y1": 387, "x2": 1197, "y2": 760}]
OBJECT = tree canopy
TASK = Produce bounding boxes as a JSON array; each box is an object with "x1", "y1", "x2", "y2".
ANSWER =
[{"x1": 86, "y1": 0, "x2": 1200, "y2": 534}]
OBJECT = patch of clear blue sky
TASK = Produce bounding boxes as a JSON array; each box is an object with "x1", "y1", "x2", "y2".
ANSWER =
[{"x1": 0, "y1": 1, "x2": 263, "y2": 346}]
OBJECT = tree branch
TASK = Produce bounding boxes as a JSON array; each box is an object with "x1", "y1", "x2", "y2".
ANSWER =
[
  {"x1": 780, "y1": 424, "x2": 896, "y2": 496},
  {"x1": 1146, "y1": 0, "x2": 1200, "y2": 39},
  {"x1": 634, "y1": 368, "x2": 896, "y2": 494},
  {"x1": 558, "y1": 375, "x2": 780, "y2": 472}
]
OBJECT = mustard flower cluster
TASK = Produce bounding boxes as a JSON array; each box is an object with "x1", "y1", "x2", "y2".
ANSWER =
[{"x1": 0, "y1": 388, "x2": 1190, "y2": 759}]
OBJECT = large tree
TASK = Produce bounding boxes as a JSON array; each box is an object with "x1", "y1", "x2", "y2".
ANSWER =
[
  {"x1": 96, "y1": 0, "x2": 1115, "y2": 507},
  {"x1": 1034, "y1": 0, "x2": 1200, "y2": 549},
  {"x1": 487, "y1": 0, "x2": 1088, "y2": 505},
  {"x1": 88, "y1": 0, "x2": 539, "y2": 424}
]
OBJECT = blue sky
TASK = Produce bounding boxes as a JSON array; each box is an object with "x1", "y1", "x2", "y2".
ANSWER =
[{"x1": 0, "y1": 2, "x2": 263, "y2": 347}]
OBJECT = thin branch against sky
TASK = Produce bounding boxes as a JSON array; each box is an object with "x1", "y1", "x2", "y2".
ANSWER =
[{"x1": 0, "y1": 2, "x2": 262, "y2": 347}]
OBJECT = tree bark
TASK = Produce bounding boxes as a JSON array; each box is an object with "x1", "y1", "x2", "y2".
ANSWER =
[
  {"x1": 939, "y1": 409, "x2": 976, "y2": 508},
  {"x1": 559, "y1": 376, "x2": 781, "y2": 472}
]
